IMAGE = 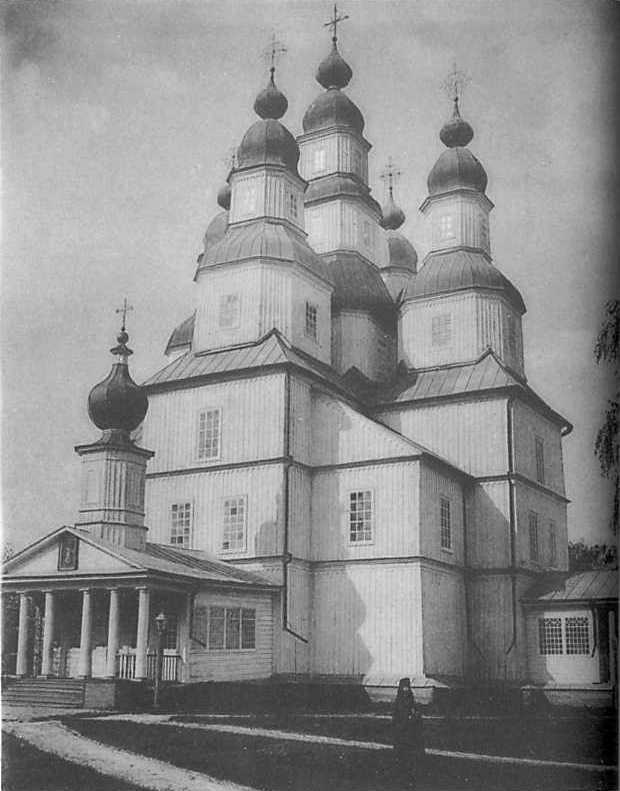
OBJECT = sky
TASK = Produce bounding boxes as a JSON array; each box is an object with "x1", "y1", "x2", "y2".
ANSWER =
[{"x1": 2, "y1": 0, "x2": 619, "y2": 553}]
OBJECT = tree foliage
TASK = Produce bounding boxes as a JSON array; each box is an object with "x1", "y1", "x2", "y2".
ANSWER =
[
  {"x1": 594, "y1": 299, "x2": 619, "y2": 533},
  {"x1": 568, "y1": 539, "x2": 618, "y2": 572}
]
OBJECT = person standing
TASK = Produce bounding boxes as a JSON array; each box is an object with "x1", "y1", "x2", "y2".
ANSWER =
[{"x1": 392, "y1": 677, "x2": 425, "y2": 787}]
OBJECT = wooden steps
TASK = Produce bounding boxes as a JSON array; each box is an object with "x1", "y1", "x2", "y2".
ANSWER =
[{"x1": 2, "y1": 678, "x2": 86, "y2": 707}]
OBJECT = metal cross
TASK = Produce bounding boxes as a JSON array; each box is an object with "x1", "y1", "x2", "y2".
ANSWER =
[
  {"x1": 441, "y1": 61, "x2": 470, "y2": 103},
  {"x1": 222, "y1": 147, "x2": 237, "y2": 171},
  {"x1": 324, "y1": 3, "x2": 349, "y2": 41},
  {"x1": 380, "y1": 157, "x2": 402, "y2": 198},
  {"x1": 115, "y1": 298, "x2": 133, "y2": 331},
  {"x1": 262, "y1": 32, "x2": 287, "y2": 75}
]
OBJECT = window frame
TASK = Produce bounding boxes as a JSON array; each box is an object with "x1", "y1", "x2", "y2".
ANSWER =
[
  {"x1": 549, "y1": 521, "x2": 557, "y2": 567},
  {"x1": 305, "y1": 301, "x2": 318, "y2": 341},
  {"x1": 197, "y1": 407, "x2": 222, "y2": 462},
  {"x1": 440, "y1": 496, "x2": 452, "y2": 551},
  {"x1": 535, "y1": 435, "x2": 545, "y2": 484},
  {"x1": 439, "y1": 213, "x2": 455, "y2": 240},
  {"x1": 218, "y1": 293, "x2": 241, "y2": 330},
  {"x1": 170, "y1": 501, "x2": 192, "y2": 548},
  {"x1": 538, "y1": 617, "x2": 563, "y2": 655},
  {"x1": 565, "y1": 616, "x2": 590, "y2": 655},
  {"x1": 431, "y1": 313, "x2": 452, "y2": 347},
  {"x1": 348, "y1": 489, "x2": 374, "y2": 544},
  {"x1": 312, "y1": 147, "x2": 327, "y2": 175},
  {"x1": 528, "y1": 510, "x2": 539, "y2": 562},
  {"x1": 193, "y1": 605, "x2": 257, "y2": 652},
  {"x1": 221, "y1": 494, "x2": 248, "y2": 554}
]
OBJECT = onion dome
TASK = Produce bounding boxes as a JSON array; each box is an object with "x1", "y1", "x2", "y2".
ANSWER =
[
  {"x1": 404, "y1": 249, "x2": 525, "y2": 313},
  {"x1": 217, "y1": 182, "x2": 231, "y2": 210},
  {"x1": 439, "y1": 97, "x2": 474, "y2": 148},
  {"x1": 88, "y1": 329, "x2": 148, "y2": 433},
  {"x1": 316, "y1": 41, "x2": 353, "y2": 89},
  {"x1": 203, "y1": 210, "x2": 228, "y2": 250},
  {"x1": 254, "y1": 69, "x2": 288, "y2": 119},
  {"x1": 428, "y1": 148, "x2": 487, "y2": 196},
  {"x1": 386, "y1": 231, "x2": 418, "y2": 272},
  {"x1": 380, "y1": 194, "x2": 405, "y2": 230},
  {"x1": 327, "y1": 253, "x2": 394, "y2": 312},
  {"x1": 303, "y1": 87, "x2": 364, "y2": 135}
]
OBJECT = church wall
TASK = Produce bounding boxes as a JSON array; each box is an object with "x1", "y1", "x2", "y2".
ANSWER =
[
  {"x1": 514, "y1": 481, "x2": 568, "y2": 572},
  {"x1": 299, "y1": 132, "x2": 368, "y2": 183},
  {"x1": 310, "y1": 561, "x2": 424, "y2": 681},
  {"x1": 377, "y1": 397, "x2": 508, "y2": 477},
  {"x1": 466, "y1": 480, "x2": 512, "y2": 568},
  {"x1": 143, "y1": 375, "x2": 285, "y2": 474},
  {"x1": 288, "y1": 464, "x2": 312, "y2": 559},
  {"x1": 512, "y1": 399, "x2": 566, "y2": 496},
  {"x1": 331, "y1": 311, "x2": 395, "y2": 382},
  {"x1": 274, "y1": 561, "x2": 312, "y2": 675},
  {"x1": 188, "y1": 588, "x2": 274, "y2": 681},
  {"x1": 145, "y1": 464, "x2": 284, "y2": 558},
  {"x1": 420, "y1": 564, "x2": 466, "y2": 678},
  {"x1": 311, "y1": 461, "x2": 419, "y2": 561},
  {"x1": 305, "y1": 200, "x2": 383, "y2": 265},
  {"x1": 289, "y1": 376, "x2": 313, "y2": 466},
  {"x1": 229, "y1": 169, "x2": 304, "y2": 229},
  {"x1": 419, "y1": 463, "x2": 465, "y2": 565},
  {"x1": 424, "y1": 193, "x2": 491, "y2": 257}
]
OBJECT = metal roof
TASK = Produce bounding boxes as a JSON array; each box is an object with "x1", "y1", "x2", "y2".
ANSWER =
[
  {"x1": 327, "y1": 253, "x2": 394, "y2": 313},
  {"x1": 165, "y1": 313, "x2": 195, "y2": 354},
  {"x1": 523, "y1": 569, "x2": 618, "y2": 604}
]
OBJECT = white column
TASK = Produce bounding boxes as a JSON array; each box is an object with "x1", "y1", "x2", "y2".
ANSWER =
[
  {"x1": 78, "y1": 588, "x2": 93, "y2": 678},
  {"x1": 105, "y1": 588, "x2": 120, "y2": 678},
  {"x1": 40, "y1": 590, "x2": 56, "y2": 677},
  {"x1": 15, "y1": 592, "x2": 30, "y2": 677},
  {"x1": 134, "y1": 587, "x2": 150, "y2": 680}
]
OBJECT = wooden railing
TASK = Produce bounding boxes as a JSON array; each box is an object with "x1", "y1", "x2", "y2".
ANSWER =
[
  {"x1": 117, "y1": 649, "x2": 137, "y2": 680},
  {"x1": 116, "y1": 649, "x2": 180, "y2": 681}
]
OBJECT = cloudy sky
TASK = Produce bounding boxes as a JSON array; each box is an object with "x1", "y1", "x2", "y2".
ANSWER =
[{"x1": 2, "y1": 0, "x2": 618, "y2": 552}]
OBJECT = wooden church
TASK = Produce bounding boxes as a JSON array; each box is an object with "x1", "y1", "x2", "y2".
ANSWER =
[{"x1": 6, "y1": 17, "x2": 611, "y2": 708}]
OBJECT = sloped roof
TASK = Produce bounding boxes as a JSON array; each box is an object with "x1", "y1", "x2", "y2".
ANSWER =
[
  {"x1": 328, "y1": 254, "x2": 394, "y2": 313},
  {"x1": 165, "y1": 313, "x2": 195, "y2": 354},
  {"x1": 523, "y1": 569, "x2": 618, "y2": 605}
]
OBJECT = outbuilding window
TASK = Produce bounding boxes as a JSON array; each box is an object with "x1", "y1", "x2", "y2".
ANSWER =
[
  {"x1": 538, "y1": 617, "x2": 563, "y2": 655},
  {"x1": 565, "y1": 617, "x2": 589, "y2": 655},
  {"x1": 349, "y1": 490, "x2": 373, "y2": 543},
  {"x1": 195, "y1": 605, "x2": 256, "y2": 651}
]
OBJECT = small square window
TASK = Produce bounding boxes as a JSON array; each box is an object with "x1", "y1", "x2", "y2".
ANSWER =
[
  {"x1": 565, "y1": 617, "x2": 589, "y2": 655},
  {"x1": 538, "y1": 617, "x2": 562, "y2": 654},
  {"x1": 349, "y1": 490, "x2": 373, "y2": 543},
  {"x1": 431, "y1": 314, "x2": 452, "y2": 346},
  {"x1": 197, "y1": 408, "x2": 221, "y2": 460},
  {"x1": 222, "y1": 496, "x2": 246, "y2": 551},
  {"x1": 440, "y1": 497, "x2": 451, "y2": 550},
  {"x1": 305, "y1": 302, "x2": 318, "y2": 340},
  {"x1": 219, "y1": 294, "x2": 240, "y2": 329},
  {"x1": 170, "y1": 502, "x2": 192, "y2": 547},
  {"x1": 529, "y1": 511, "x2": 539, "y2": 561}
]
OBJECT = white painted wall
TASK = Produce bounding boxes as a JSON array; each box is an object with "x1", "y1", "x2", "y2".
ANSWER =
[
  {"x1": 514, "y1": 480, "x2": 568, "y2": 572},
  {"x1": 305, "y1": 200, "x2": 384, "y2": 265},
  {"x1": 419, "y1": 464, "x2": 464, "y2": 566},
  {"x1": 512, "y1": 400, "x2": 566, "y2": 496},
  {"x1": 420, "y1": 565, "x2": 466, "y2": 678},
  {"x1": 526, "y1": 608, "x2": 599, "y2": 685},
  {"x1": 424, "y1": 192, "x2": 491, "y2": 256},
  {"x1": 299, "y1": 130, "x2": 368, "y2": 183},
  {"x1": 311, "y1": 561, "x2": 424, "y2": 682},
  {"x1": 467, "y1": 480, "x2": 511, "y2": 568},
  {"x1": 229, "y1": 169, "x2": 304, "y2": 229}
]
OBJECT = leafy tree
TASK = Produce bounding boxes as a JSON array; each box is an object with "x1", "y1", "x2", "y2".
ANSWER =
[
  {"x1": 568, "y1": 539, "x2": 618, "y2": 572},
  {"x1": 594, "y1": 299, "x2": 619, "y2": 533}
]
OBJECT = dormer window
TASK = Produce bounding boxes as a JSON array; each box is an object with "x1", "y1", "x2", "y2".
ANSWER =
[
  {"x1": 219, "y1": 294, "x2": 240, "y2": 329},
  {"x1": 305, "y1": 302, "x2": 318, "y2": 340},
  {"x1": 313, "y1": 148, "x2": 326, "y2": 174},
  {"x1": 431, "y1": 313, "x2": 452, "y2": 346},
  {"x1": 439, "y1": 214, "x2": 454, "y2": 240}
]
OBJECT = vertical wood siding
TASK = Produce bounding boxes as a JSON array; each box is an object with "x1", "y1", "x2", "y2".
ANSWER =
[
  {"x1": 419, "y1": 464, "x2": 464, "y2": 566},
  {"x1": 311, "y1": 462, "x2": 419, "y2": 561},
  {"x1": 512, "y1": 400, "x2": 566, "y2": 496},
  {"x1": 514, "y1": 481, "x2": 568, "y2": 571},
  {"x1": 425, "y1": 194, "x2": 491, "y2": 257},
  {"x1": 378, "y1": 398, "x2": 508, "y2": 476},
  {"x1": 311, "y1": 562, "x2": 424, "y2": 680},
  {"x1": 420, "y1": 565, "x2": 466, "y2": 677},
  {"x1": 189, "y1": 589, "x2": 274, "y2": 682},
  {"x1": 526, "y1": 608, "x2": 598, "y2": 685},
  {"x1": 331, "y1": 311, "x2": 395, "y2": 382},
  {"x1": 145, "y1": 464, "x2": 284, "y2": 557},
  {"x1": 299, "y1": 132, "x2": 368, "y2": 184},
  {"x1": 143, "y1": 375, "x2": 285, "y2": 473},
  {"x1": 228, "y1": 171, "x2": 304, "y2": 230},
  {"x1": 467, "y1": 481, "x2": 511, "y2": 568},
  {"x1": 288, "y1": 465, "x2": 312, "y2": 559},
  {"x1": 289, "y1": 376, "x2": 313, "y2": 466},
  {"x1": 304, "y1": 199, "x2": 384, "y2": 266}
]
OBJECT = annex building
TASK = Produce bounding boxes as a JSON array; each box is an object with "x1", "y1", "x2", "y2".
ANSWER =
[{"x1": 3, "y1": 20, "x2": 616, "y2": 707}]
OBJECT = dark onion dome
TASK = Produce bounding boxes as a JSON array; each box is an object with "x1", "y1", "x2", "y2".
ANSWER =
[
  {"x1": 254, "y1": 70, "x2": 288, "y2": 120},
  {"x1": 428, "y1": 147, "x2": 487, "y2": 196},
  {"x1": 88, "y1": 331, "x2": 148, "y2": 433},
  {"x1": 385, "y1": 230, "x2": 418, "y2": 272},
  {"x1": 439, "y1": 97, "x2": 474, "y2": 148},
  {"x1": 305, "y1": 174, "x2": 381, "y2": 217},
  {"x1": 302, "y1": 88, "x2": 364, "y2": 135},
  {"x1": 316, "y1": 41, "x2": 353, "y2": 89},
  {"x1": 237, "y1": 119, "x2": 300, "y2": 173},
  {"x1": 198, "y1": 220, "x2": 333, "y2": 286},
  {"x1": 380, "y1": 194, "x2": 406, "y2": 230},
  {"x1": 165, "y1": 313, "x2": 195, "y2": 355},
  {"x1": 325, "y1": 252, "x2": 394, "y2": 312},
  {"x1": 203, "y1": 210, "x2": 228, "y2": 250},
  {"x1": 217, "y1": 182, "x2": 231, "y2": 210},
  {"x1": 404, "y1": 249, "x2": 526, "y2": 313}
]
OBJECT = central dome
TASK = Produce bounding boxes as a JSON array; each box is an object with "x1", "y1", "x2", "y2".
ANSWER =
[
  {"x1": 428, "y1": 147, "x2": 487, "y2": 196},
  {"x1": 237, "y1": 119, "x2": 300, "y2": 173},
  {"x1": 303, "y1": 88, "x2": 364, "y2": 135}
]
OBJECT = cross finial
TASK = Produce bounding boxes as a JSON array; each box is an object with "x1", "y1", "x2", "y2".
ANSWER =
[
  {"x1": 115, "y1": 298, "x2": 133, "y2": 332},
  {"x1": 441, "y1": 61, "x2": 470, "y2": 105},
  {"x1": 223, "y1": 147, "x2": 237, "y2": 171},
  {"x1": 324, "y1": 3, "x2": 349, "y2": 43},
  {"x1": 380, "y1": 157, "x2": 402, "y2": 198},
  {"x1": 262, "y1": 31, "x2": 287, "y2": 79}
]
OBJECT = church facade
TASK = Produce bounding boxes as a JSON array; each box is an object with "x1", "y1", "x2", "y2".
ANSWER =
[{"x1": 7, "y1": 25, "x2": 604, "y2": 702}]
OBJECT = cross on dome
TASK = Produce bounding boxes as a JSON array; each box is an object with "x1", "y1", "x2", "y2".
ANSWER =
[
  {"x1": 262, "y1": 32, "x2": 287, "y2": 79},
  {"x1": 441, "y1": 61, "x2": 470, "y2": 104},
  {"x1": 380, "y1": 157, "x2": 402, "y2": 199},
  {"x1": 324, "y1": 3, "x2": 349, "y2": 43},
  {"x1": 115, "y1": 298, "x2": 133, "y2": 332}
]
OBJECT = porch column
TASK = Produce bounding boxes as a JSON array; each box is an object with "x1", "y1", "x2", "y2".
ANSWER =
[
  {"x1": 78, "y1": 588, "x2": 93, "y2": 678},
  {"x1": 135, "y1": 587, "x2": 150, "y2": 680},
  {"x1": 15, "y1": 592, "x2": 30, "y2": 677},
  {"x1": 105, "y1": 588, "x2": 120, "y2": 678},
  {"x1": 40, "y1": 590, "x2": 56, "y2": 677}
]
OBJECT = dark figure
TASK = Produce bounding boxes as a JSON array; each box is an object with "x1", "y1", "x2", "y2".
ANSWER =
[{"x1": 392, "y1": 677, "x2": 425, "y2": 788}]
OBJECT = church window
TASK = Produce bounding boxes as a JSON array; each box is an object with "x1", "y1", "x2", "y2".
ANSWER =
[
  {"x1": 305, "y1": 302, "x2": 318, "y2": 340},
  {"x1": 206, "y1": 606, "x2": 256, "y2": 650},
  {"x1": 439, "y1": 214, "x2": 454, "y2": 240},
  {"x1": 535, "y1": 436, "x2": 545, "y2": 484},
  {"x1": 222, "y1": 496, "x2": 246, "y2": 551},
  {"x1": 528, "y1": 511, "x2": 539, "y2": 561},
  {"x1": 349, "y1": 490, "x2": 373, "y2": 543},
  {"x1": 506, "y1": 313, "x2": 517, "y2": 358},
  {"x1": 565, "y1": 617, "x2": 589, "y2": 655},
  {"x1": 440, "y1": 497, "x2": 452, "y2": 550},
  {"x1": 431, "y1": 314, "x2": 452, "y2": 346},
  {"x1": 313, "y1": 148, "x2": 326, "y2": 174},
  {"x1": 219, "y1": 294, "x2": 240, "y2": 329},
  {"x1": 480, "y1": 218, "x2": 489, "y2": 249},
  {"x1": 238, "y1": 183, "x2": 257, "y2": 217},
  {"x1": 170, "y1": 502, "x2": 192, "y2": 547},
  {"x1": 538, "y1": 617, "x2": 563, "y2": 654},
  {"x1": 352, "y1": 148, "x2": 363, "y2": 177},
  {"x1": 362, "y1": 220, "x2": 371, "y2": 247},
  {"x1": 549, "y1": 521, "x2": 557, "y2": 567},
  {"x1": 289, "y1": 192, "x2": 298, "y2": 219},
  {"x1": 197, "y1": 408, "x2": 221, "y2": 460}
]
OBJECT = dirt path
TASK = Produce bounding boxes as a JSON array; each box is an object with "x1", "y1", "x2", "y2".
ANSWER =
[{"x1": 3, "y1": 720, "x2": 254, "y2": 791}]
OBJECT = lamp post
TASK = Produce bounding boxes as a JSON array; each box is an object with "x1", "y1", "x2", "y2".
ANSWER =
[{"x1": 153, "y1": 611, "x2": 167, "y2": 709}]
